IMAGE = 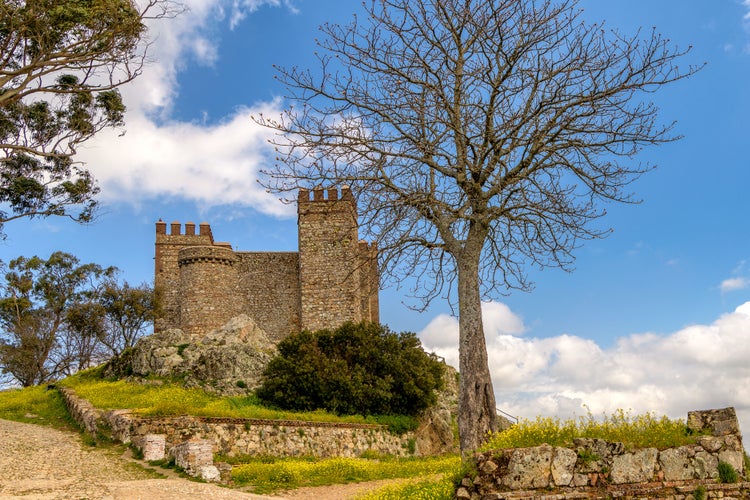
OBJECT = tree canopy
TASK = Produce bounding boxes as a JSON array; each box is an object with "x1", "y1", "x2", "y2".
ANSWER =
[
  {"x1": 0, "y1": 251, "x2": 156, "y2": 386},
  {"x1": 257, "y1": 0, "x2": 700, "y2": 454},
  {"x1": 0, "y1": 0, "x2": 174, "y2": 237}
]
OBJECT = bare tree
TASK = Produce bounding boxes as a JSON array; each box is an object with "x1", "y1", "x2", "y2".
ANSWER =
[
  {"x1": 256, "y1": 0, "x2": 701, "y2": 454},
  {"x1": 0, "y1": 0, "x2": 179, "y2": 237}
]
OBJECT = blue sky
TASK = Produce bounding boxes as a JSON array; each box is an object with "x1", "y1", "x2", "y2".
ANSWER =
[{"x1": 3, "y1": 0, "x2": 750, "y2": 430}]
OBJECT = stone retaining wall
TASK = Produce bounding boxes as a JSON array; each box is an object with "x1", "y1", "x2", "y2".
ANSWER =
[
  {"x1": 457, "y1": 407, "x2": 748, "y2": 500},
  {"x1": 59, "y1": 386, "x2": 416, "y2": 481}
]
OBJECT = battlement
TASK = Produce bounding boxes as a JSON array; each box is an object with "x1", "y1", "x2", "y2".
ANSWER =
[
  {"x1": 156, "y1": 220, "x2": 214, "y2": 240},
  {"x1": 298, "y1": 186, "x2": 354, "y2": 203},
  {"x1": 178, "y1": 246, "x2": 238, "y2": 267}
]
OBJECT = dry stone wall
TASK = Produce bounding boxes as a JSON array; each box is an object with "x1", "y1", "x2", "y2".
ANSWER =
[
  {"x1": 59, "y1": 386, "x2": 420, "y2": 482},
  {"x1": 456, "y1": 407, "x2": 747, "y2": 500}
]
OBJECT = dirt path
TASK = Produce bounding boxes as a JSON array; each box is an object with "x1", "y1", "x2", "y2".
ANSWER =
[
  {"x1": 0, "y1": 418, "x2": 281, "y2": 499},
  {"x1": 0, "y1": 418, "x2": 407, "y2": 499}
]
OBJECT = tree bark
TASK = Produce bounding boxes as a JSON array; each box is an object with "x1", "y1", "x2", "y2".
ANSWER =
[{"x1": 456, "y1": 239, "x2": 498, "y2": 456}]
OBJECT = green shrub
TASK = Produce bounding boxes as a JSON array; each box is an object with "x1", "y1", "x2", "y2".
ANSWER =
[
  {"x1": 718, "y1": 461, "x2": 738, "y2": 483},
  {"x1": 692, "y1": 484, "x2": 706, "y2": 500},
  {"x1": 256, "y1": 322, "x2": 444, "y2": 417}
]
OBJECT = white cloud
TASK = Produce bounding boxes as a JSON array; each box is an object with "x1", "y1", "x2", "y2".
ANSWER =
[
  {"x1": 419, "y1": 301, "x2": 750, "y2": 436},
  {"x1": 720, "y1": 277, "x2": 750, "y2": 293},
  {"x1": 418, "y1": 301, "x2": 526, "y2": 357},
  {"x1": 229, "y1": 0, "x2": 300, "y2": 29},
  {"x1": 76, "y1": 0, "x2": 295, "y2": 216},
  {"x1": 79, "y1": 102, "x2": 292, "y2": 217}
]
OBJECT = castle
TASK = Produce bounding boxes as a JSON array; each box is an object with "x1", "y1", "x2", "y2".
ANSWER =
[{"x1": 154, "y1": 186, "x2": 379, "y2": 341}]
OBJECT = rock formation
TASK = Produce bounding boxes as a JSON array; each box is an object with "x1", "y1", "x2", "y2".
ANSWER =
[{"x1": 105, "y1": 314, "x2": 277, "y2": 396}]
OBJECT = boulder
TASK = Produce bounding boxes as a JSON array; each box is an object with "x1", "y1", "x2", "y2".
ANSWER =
[
  {"x1": 105, "y1": 315, "x2": 277, "y2": 396},
  {"x1": 414, "y1": 364, "x2": 459, "y2": 455}
]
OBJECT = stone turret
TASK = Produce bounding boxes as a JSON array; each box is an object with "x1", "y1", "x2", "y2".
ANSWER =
[
  {"x1": 178, "y1": 246, "x2": 239, "y2": 337},
  {"x1": 154, "y1": 220, "x2": 215, "y2": 332}
]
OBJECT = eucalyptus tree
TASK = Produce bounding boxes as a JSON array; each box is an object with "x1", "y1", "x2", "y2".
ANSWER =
[
  {"x1": 0, "y1": 0, "x2": 177, "y2": 237},
  {"x1": 256, "y1": 0, "x2": 700, "y2": 454}
]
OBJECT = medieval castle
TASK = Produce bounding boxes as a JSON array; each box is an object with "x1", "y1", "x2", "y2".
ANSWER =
[{"x1": 154, "y1": 186, "x2": 379, "y2": 341}]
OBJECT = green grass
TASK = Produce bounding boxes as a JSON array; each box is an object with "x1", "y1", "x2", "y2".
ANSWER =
[
  {"x1": 0, "y1": 385, "x2": 77, "y2": 430},
  {"x1": 230, "y1": 455, "x2": 460, "y2": 494},
  {"x1": 59, "y1": 368, "x2": 417, "y2": 433},
  {"x1": 482, "y1": 409, "x2": 700, "y2": 451}
]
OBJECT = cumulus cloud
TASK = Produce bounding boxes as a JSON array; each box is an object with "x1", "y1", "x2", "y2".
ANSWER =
[
  {"x1": 419, "y1": 301, "x2": 750, "y2": 435},
  {"x1": 78, "y1": 103, "x2": 292, "y2": 217},
  {"x1": 77, "y1": 0, "x2": 294, "y2": 216}
]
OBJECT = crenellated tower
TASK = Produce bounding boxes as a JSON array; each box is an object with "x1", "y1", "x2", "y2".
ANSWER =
[
  {"x1": 154, "y1": 220, "x2": 215, "y2": 332},
  {"x1": 178, "y1": 245, "x2": 239, "y2": 336},
  {"x1": 154, "y1": 187, "x2": 379, "y2": 339},
  {"x1": 297, "y1": 186, "x2": 379, "y2": 331}
]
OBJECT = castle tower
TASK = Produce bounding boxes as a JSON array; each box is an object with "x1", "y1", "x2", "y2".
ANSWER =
[
  {"x1": 178, "y1": 246, "x2": 240, "y2": 337},
  {"x1": 297, "y1": 186, "x2": 378, "y2": 331},
  {"x1": 154, "y1": 220, "x2": 214, "y2": 332}
]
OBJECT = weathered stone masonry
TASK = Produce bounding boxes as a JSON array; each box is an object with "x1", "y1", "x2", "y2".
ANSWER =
[{"x1": 155, "y1": 187, "x2": 379, "y2": 341}]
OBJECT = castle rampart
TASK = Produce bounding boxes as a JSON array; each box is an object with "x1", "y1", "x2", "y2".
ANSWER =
[{"x1": 154, "y1": 187, "x2": 379, "y2": 339}]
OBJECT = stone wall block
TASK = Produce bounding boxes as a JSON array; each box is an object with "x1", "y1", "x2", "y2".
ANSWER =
[
  {"x1": 718, "y1": 449, "x2": 745, "y2": 474},
  {"x1": 105, "y1": 409, "x2": 134, "y2": 443},
  {"x1": 502, "y1": 444, "x2": 553, "y2": 490},
  {"x1": 610, "y1": 448, "x2": 657, "y2": 484},
  {"x1": 659, "y1": 447, "x2": 694, "y2": 481},
  {"x1": 687, "y1": 407, "x2": 741, "y2": 437},
  {"x1": 693, "y1": 451, "x2": 719, "y2": 479},
  {"x1": 170, "y1": 439, "x2": 214, "y2": 476},
  {"x1": 696, "y1": 436, "x2": 723, "y2": 453},
  {"x1": 551, "y1": 446, "x2": 577, "y2": 486},
  {"x1": 137, "y1": 434, "x2": 166, "y2": 461}
]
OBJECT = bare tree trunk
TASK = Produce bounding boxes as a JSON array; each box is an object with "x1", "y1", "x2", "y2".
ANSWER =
[{"x1": 457, "y1": 241, "x2": 498, "y2": 456}]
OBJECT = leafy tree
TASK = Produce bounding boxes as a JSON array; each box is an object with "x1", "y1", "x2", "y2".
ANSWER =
[
  {"x1": 0, "y1": 0, "x2": 176, "y2": 237},
  {"x1": 0, "y1": 251, "x2": 157, "y2": 386},
  {"x1": 256, "y1": 322, "x2": 444, "y2": 417},
  {"x1": 256, "y1": 0, "x2": 701, "y2": 453},
  {"x1": 67, "y1": 280, "x2": 159, "y2": 356},
  {"x1": 0, "y1": 252, "x2": 115, "y2": 385}
]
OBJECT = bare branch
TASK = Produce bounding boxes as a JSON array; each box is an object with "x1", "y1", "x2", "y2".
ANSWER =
[{"x1": 256, "y1": 0, "x2": 701, "y2": 454}]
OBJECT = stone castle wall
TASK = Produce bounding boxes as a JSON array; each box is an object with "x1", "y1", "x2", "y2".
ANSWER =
[
  {"x1": 154, "y1": 187, "x2": 379, "y2": 339},
  {"x1": 235, "y1": 252, "x2": 300, "y2": 344}
]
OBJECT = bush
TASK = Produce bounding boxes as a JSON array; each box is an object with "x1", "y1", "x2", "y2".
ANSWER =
[
  {"x1": 718, "y1": 461, "x2": 738, "y2": 483},
  {"x1": 255, "y1": 322, "x2": 444, "y2": 417}
]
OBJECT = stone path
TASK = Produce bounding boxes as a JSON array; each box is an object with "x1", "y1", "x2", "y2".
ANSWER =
[
  {"x1": 0, "y1": 418, "x2": 411, "y2": 499},
  {"x1": 0, "y1": 418, "x2": 282, "y2": 500}
]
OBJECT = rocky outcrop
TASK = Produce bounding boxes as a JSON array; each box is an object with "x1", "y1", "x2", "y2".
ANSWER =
[
  {"x1": 414, "y1": 364, "x2": 459, "y2": 455},
  {"x1": 413, "y1": 364, "x2": 513, "y2": 456},
  {"x1": 105, "y1": 315, "x2": 277, "y2": 395}
]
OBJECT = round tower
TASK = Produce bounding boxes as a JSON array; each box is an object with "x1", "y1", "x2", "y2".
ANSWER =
[{"x1": 178, "y1": 245, "x2": 239, "y2": 338}]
